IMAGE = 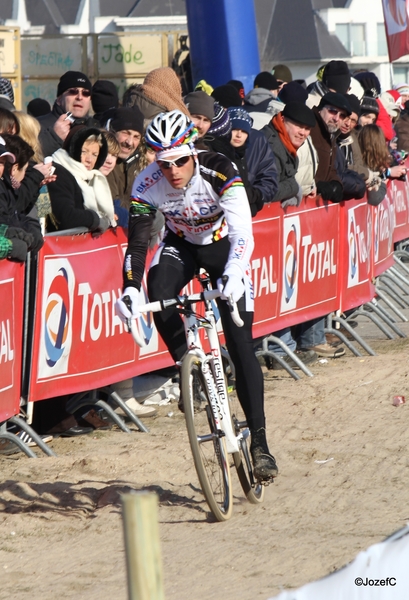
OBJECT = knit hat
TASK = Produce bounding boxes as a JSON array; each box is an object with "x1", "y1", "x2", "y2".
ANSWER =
[
  {"x1": 141, "y1": 67, "x2": 190, "y2": 117},
  {"x1": 91, "y1": 80, "x2": 119, "y2": 115},
  {"x1": 282, "y1": 102, "x2": 316, "y2": 128},
  {"x1": 211, "y1": 84, "x2": 242, "y2": 108},
  {"x1": 0, "y1": 78, "x2": 14, "y2": 104},
  {"x1": 354, "y1": 71, "x2": 381, "y2": 98},
  {"x1": 207, "y1": 102, "x2": 232, "y2": 138},
  {"x1": 322, "y1": 60, "x2": 351, "y2": 94},
  {"x1": 271, "y1": 64, "x2": 293, "y2": 84},
  {"x1": 380, "y1": 91, "x2": 400, "y2": 118},
  {"x1": 57, "y1": 71, "x2": 92, "y2": 96},
  {"x1": 227, "y1": 80, "x2": 245, "y2": 99},
  {"x1": 227, "y1": 107, "x2": 253, "y2": 134},
  {"x1": 26, "y1": 98, "x2": 51, "y2": 118},
  {"x1": 254, "y1": 72, "x2": 279, "y2": 91},
  {"x1": 360, "y1": 96, "x2": 379, "y2": 117},
  {"x1": 318, "y1": 92, "x2": 352, "y2": 115},
  {"x1": 278, "y1": 81, "x2": 308, "y2": 105},
  {"x1": 345, "y1": 94, "x2": 361, "y2": 117},
  {"x1": 394, "y1": 83, "x2": 409, "y2": 96},
  {"x1": 62, "y1": 125, "x2": 108, "y2": 170},
  {"x1": 184, "y1": 91, "x2": 215, "y2": 121},
  {"x1": 103, "y1": 107, "x2": 144, "y2": 134}
]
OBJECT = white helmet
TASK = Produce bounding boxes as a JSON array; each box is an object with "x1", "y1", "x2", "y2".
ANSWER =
[{"x1": 146, "y1": 110, "x2": 198, "y2": 152}]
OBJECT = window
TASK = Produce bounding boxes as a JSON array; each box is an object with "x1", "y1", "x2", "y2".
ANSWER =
[
  {"x1": 335, "y1": 23, "x2": 366, "y2": 56},
  {"x1": 393, "y1": 66, "x2": 409, "y2": 84},
  {"x1": 377, "y1": 23, "x2": 388, "y2": 56}
]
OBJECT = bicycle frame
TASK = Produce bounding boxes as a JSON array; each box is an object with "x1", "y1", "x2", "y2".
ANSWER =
[{"x1": 181, "y1": 296, "x2": 239, "y2": 454}]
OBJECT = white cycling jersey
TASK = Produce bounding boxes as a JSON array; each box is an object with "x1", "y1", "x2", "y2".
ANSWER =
[{"x1": 129, "y1": 150, "x2": 254, "y2": 279}]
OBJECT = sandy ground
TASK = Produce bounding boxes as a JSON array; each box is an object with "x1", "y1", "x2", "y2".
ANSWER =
[{"x1": 2, "y1": 314, "x2": 409, "y2": 600}]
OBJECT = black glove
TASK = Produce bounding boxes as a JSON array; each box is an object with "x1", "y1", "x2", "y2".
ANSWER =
[
  {"x1": 8, "y1": 239, "x2": 28, "y2": 262},
  {"x1": 316, "y1": 180, "x2": 343, "y2": 202},
  {"x1": 5, "y1": 226, "x2": 35, "y2": 248},
  {"x1": 92, "y1": 215, "x2": 111, "y2": 237}
]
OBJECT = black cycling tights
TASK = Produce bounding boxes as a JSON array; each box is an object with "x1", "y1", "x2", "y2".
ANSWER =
[{"x1": 147, "y1": 233, "x2": 265, "y2": 430}]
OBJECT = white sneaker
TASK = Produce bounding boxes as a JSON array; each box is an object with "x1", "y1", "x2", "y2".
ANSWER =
[{"x1": 115, "y1": 397, "x2": 157, "y2": 418}]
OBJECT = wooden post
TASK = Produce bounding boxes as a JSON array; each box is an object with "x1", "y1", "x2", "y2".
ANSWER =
[{"x1": 121, "y1": 492, "x2": 165, "y2": 600}]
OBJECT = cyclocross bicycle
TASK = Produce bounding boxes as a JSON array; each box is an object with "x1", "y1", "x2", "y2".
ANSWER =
[{"x1": 126, "y1": 272, "x2": 264, "y2": 521}]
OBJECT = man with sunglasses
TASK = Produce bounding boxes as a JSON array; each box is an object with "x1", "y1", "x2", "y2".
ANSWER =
[
  {"x1": 116, "y1": 109, "x2": 279, "y2": 483},
  {"x1": 38, "y1": 71, "x2": 98, "y2": 157}
]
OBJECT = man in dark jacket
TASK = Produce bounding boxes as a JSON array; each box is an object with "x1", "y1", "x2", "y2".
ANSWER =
[
  {"x1": 262, "y1": 101, "x2": 316, "y2": 204},
  {"x1": 312, "y1": 91, "x2": 365, "y2": 201},
  {"x1": 38, "y1": 71, "x2": 99, "y2": 156}
]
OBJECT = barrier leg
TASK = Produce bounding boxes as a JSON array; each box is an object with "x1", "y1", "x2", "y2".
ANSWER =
[
  {"x1": 378, "y1": 276, "x2": 409, "y2": 307},
  {"x1": 375, "y1": 287, "x2": 408, "y2": 322},
  {"x1": 256, "y1": 335, "x2": 314, "y2": 379},
  {"x1": 8, "y1": 415, "x2": 57, "y2": 457},
  {"x1": 106, "y1": 391, "x2": 149, "y2": 433},
  {"x1": 376, "y1": 282, "x2": 408, "y2": 309},
  {"x1": 379, "y1": 271, "x2": 409, "y2": 298},
  {"x1": 329, "y1": 315, "x2": 375, "y2": 356},
  {"x1": 367, "y1": 300, "x2": 406, "y2": 338},
  {"x1": 389, "y1": 265, "x2": 409, "y2": 289},
  {"x1": 65, "y1": 391, "x2": 134, "y2": 434},
  {"x1": 393, "y1": 252, "x2": 409, "y2": 276},
  {"x1": 325, "y1": 316, "x2": 362, "y2": 357},
  {"x1": 0, "y1": 428, "x2": 37, "y2": 458},
  {"x1": 355, "y1": 305, "x2": 395, "y2": 339}
]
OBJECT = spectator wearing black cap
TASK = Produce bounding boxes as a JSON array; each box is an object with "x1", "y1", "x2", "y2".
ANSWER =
[
  {"x1": 261, "y1": 101, "x2": 315, "y2": 206},
  {"x1": 211, "y1": 84, "x2": 242, "y2": 109},
  {"x1": 37, "y1": 70, "x2": 98, "y2": 157},
  {"x1": 27, "y1": 98, "x2": 51, "y2": 119},
  {"x1": 354, "y1": 71, "x2": 395, "y2": 143},
  {"x1": 258, "y1": 102, "x2": 320, "y2": 368},
  {"x1": 100, "y1": 107, "x2": 146, "y2": 223},
  {"x1": 307, "y1": 60, "x2": 351, "y2": 109},
  {"x1": 337, "y1": 94, "x2": 372, "y2": 184},
  {"x1": 359, "y1": 96, "x2": 379, "y2": 127},
  {"x1": 227, "y1": 80, "x2": 245, "y2": 101},
  {"x1": 243, "y1": 72, "x2": 280, "y2": 129},
  {"x1": 91, "y1": 80, "x2": 119, "y2": 124},
  {"x1": 227, "y1": 107, "x2": 278, "y2": 217}
]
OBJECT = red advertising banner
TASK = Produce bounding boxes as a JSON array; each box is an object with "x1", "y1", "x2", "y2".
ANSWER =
[
  {"x1": 28, "y1": 230, "x2": 174, "y2": 402},
  {"x1": 390, "y1": 177, "x2": 409, "y2": 243},
  {"x1": 373, "y1": 192, "x2": 395, "y2": 277},
  {"x1": 0, "y1": 260, "x2": 25, "y2": 422},
  {"x1": 29, "y1": 187, "x2": 407, "y2": 403},
  {"x1": 382, "y1": 0, "x2": 409, "y2": 62},
  {"x1": 252, "y1": 198, "x2": 340, "y2": 334},
  {"x1": 338, "y1": 199, "x2": 375, "y2": 312}
]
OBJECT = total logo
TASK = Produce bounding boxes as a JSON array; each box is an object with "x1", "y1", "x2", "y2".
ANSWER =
[
  {"x1": 38, "y1": 258, "x2": 75, "y2": 379},
  {"x1": 281, "y1": 216, "x2": 300, "y2": 312}
]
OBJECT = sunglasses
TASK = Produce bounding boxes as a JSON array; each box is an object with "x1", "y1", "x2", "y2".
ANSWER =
[
  {"x1": 157, "y1": 156, "x2": 191, "y2": 169},
  {"x1": 327, "y1": 107, "x2": 348, "y2": 119},
  {"x1": 65, "y1": 88, "x2": 91, "y2": 97}
]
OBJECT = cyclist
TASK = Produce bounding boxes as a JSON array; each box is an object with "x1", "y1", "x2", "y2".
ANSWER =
[{"x1": 116, "y1": 110, "x2": 278, "y2": 483}]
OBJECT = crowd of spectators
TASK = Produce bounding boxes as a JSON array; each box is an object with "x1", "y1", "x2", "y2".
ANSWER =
[{"x1": 1, "y1": 58, "x2": 409, "y2": 444}]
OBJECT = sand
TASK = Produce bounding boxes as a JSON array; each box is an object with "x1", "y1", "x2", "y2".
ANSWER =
[{"x1": 1, "y1": 318, "x2": 409, "y2": 600}]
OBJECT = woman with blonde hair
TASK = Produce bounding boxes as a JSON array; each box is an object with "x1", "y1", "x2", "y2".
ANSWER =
[{"x1": 14, "y1": 111, "x2": 43, "y2": 162}]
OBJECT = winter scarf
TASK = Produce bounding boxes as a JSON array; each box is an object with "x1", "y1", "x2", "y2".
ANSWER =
[
  {"x1": 272, "y1": 113, "x2": 298, "y2": 157},
  {"x1": 52, "y1": 148, "x2": 116, "y2": 227}
]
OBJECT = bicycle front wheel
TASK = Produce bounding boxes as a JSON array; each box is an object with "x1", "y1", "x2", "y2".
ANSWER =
[{"x1": 181, "y1": 353, "x2": 233, "y2": 522}]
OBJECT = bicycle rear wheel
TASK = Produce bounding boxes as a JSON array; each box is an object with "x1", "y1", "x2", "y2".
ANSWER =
[
  {"x1": 229, "y1": 390, "x2": 264, "y2": 504},
  {"x1": 181, "y1": 353, "x2": 233, "y2": 522}
]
